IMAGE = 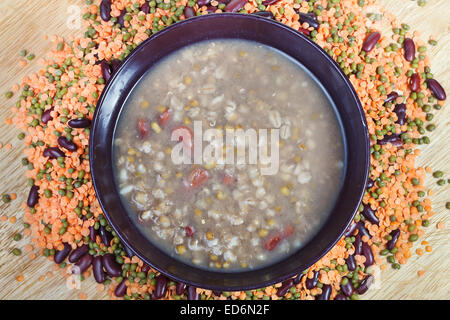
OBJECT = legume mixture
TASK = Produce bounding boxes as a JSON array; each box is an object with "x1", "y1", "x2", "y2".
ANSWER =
[
  {"x1": 114, "y1": 39, "x2": 344, "y2": 271},
  {"x1": 2, "y1": 0, "x2": 447, "y2": 300}
]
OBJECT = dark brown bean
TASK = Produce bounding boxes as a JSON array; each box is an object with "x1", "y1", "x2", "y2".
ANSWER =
[
  {"x1": 356, "y1": 275, "x2": 374, "y2": 295},
  {"x1": 299, "y1": 13, "x2": 319, "y2": 29},
  {"x1": 212, "y1": 290, "x2": 222, "y2": 296},
  {"x1": 427, "y1": 78, "x2": 446, "y2": 101},
  {"x1": 72, "y1": 254, "x2": 92, "y2": 274},
  {"x1": 100, "y1": 0, "x2": 111, "y2": 22},
  {"x1": 122, "y1": 241, "x2": 134, "y2": 258},
  {"x1": 384, "y1": 91, "x2": 398, "y2": 104},
  {"x1": 386, "y1": 229, "x2": 400, "y2": 251},
  {"x1": 362, "y1": 32, "x2": 380, "y2": 52},
  {"x1": 57, "y1": 136, "x2": 77, "y2": 152},
  {"x1": 140, "y1": 1, "x2": 150, "y2": 14},
  {"x1": 293, "y1": 273, "x2": 305, "y2": 284},
  {"x1": 43, "y1": 147, "x2": 65, "y2": 159},
  {"x1": 276, "y1": 278, "x2": 294, "y2": 297},
  {"x1": 197, "y1": 0, "x2": 211, "y2": 5},
  {"x1": 409, "y1": 73, "x2": 420, "y2": 92},
  {"x1": 89, "y1": 226, "x2": 97, "y2": 243},
  {"x1": 362, "y1": 242, "x2": 374, "y2": 266},
  {"x1": 27, "y1": 185, "x2": 39, "y2": 208},
  {"x1": 117, "y1": 9, "x2": 127, "y2": 28},
  {"x1": 41, "y1": 107, "x2": 54, "y2": 124},
  {"x1": 184, "y1": 7, "x2": 195, "y2": 19},
  {"x1": 357, "y1": 221, "x2": 371, "y2": 238},
  {"x1": 176, "y1": 282, "x2": 186, "y2": 295},
  {"x1": 100, "y1": 60, "x2": 112, "y2": 83},
  {"x1": 354, "y1": 234, "x2": 363, "y2": 255},
  {"x1": 141, "y1": 263, "x2": 150, "y2": 274},
  {"x1": 403, "y1": 38, "x2": 415, "y2": 62},
  {"x1": 224, "y1": 0, "x2": 247, "y2": 12},
  {"x1": 366, "y1": 178, "x2": 374, "y2": 189},
  {"x1": 317, "y1": 284, "x2": 331, "y2": 300},
  {"x1": 377, "y1": 133, "x2": 403, "y2": 147},
  {"x1": 340, "y1": 278, "x2": 354, "y2": 297},
  {"x1": 54, "y1": 243, "x2": 72, "y2": 264},
  {"x1": 345, "y1": 254, "x2": 356, "y2": 271},
  {"x1": 361, "y1": 205, "x2": 379, "y2": 225},
  {"x1": 99, "y1": 225, "x2": 113, "y2": 247},
  {"x1": 334, "y1": 293, "x2": 346, "y2": 300},
  {"x1": 187, "y1": 286, "x2": 200, "y2": 300},
  {"x1": 393, "y1": 103, "x2": 407, "y2": 125},
  {"x1": 344, "y1": 223, "x2": 357, "y2": 237},
  {"x1": 115, "y1": 278, "x2": 127, "y2": 297},
  {"x1": 251, "y1": 11, "x2": 275, "y2": 19},
  {"x1": 92, "y1": 256, "x2": 106, "y2": 283},
  {"x1": 102, "y1": 253, "x2": 122, "y2": 277},
  {"x1": 68, "y1": 118, "x2": 91, "y2": 129},
  {"x1": 68, "y1": 244, "x2": 89, "y2": 263},
  {"x1": 262, "y1": 0, "x2": 281, "y2": 5},
  {"x1": 305, "y1": 271, "x2": 319, "y2": 289},
  {"x1": 152, "y1": 275, "x2": 168, "y2": 299}
]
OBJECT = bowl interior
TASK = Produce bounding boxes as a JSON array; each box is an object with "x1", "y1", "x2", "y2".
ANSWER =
[{"x1": 90, "y1": 13, "x2": 369, "y2": 291}]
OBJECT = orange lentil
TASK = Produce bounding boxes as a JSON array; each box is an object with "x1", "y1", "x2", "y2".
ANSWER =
[
  {"x1": 16, "y1": 275, "x2": 24, "y2": 282},
  {"x1": 9, "y1": 216, "x2": 17, "y2": 224},
  {"x1": 425, "y1": 246, "x2": 432, "y2": 253}
]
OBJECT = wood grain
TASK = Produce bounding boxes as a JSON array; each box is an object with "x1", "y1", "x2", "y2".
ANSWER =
[{"x1": 0, "y1": 0, "x2": 448, "y2": 300}]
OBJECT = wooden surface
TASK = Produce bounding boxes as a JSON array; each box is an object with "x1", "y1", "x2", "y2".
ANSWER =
[{"x1": 0, "y1": 0, "x2": 448, "y2": 300}]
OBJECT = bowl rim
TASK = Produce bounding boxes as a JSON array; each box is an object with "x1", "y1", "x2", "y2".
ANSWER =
[{"x1": 90, "y1": 12, "x2": 370, "y2": 291}]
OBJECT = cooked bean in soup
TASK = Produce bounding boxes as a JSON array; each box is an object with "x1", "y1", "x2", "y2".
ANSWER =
[{"x1": 114, "y1": 39, "x2": 345, "y2": 271}]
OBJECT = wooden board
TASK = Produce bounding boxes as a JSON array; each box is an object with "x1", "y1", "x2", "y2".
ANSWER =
[{"x1": 0, "y1": 0, "x2": 448, "y2": 300}]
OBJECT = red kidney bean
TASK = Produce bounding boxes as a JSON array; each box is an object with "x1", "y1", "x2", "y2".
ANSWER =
[
  {"x1": 140, "y1": 1, "x2": 150, "y2": 14},
  {"x1": 99, "y1": 225, "x2": 113, "y2": 247},
  {"x1": 298, "y1": 27, "x2": 310, "y2": 36},
  {"x1": 293, "y1": 273, "x2": 305, "y2": 284},
  {"x1": 100, "y1": 0, "x2": 111, "y2": 22},
  {"x1": 357, "y1": 221, "x2": 370, "y2": 238},
  {"x1": 377, "y1": 133, "x2": 403, "y2": 147},
  {"x1": 176, "y1": 282, "x2": 186, "y2": 295},
  {"x1": 184, "y1": 6, "x2": 196, "y2": 19},
  {"x1": 187, "y1": 286, "x2": 200, "y2": 300},
  {"x1": 122, "y1": 242, "x2": 134, "y2": 258},
  {"x1": 356, "y1": 275, "x2": 374, "y2": 295},
  {"x1": 403, "y1": 38, "x2": 415, "y2": 62},
  {"x1": 386, "y1": 229, "x2": 400, "y2": 251},
  {"x1": 152, "y1": 275, "x2": 168, "y2": 299},
  {"x1": 89, "y1": 226, "x2": 97, "y2": 243},
  {"x1": 409, "y1": 73, "x2": 420, "y2": 92},
  {"x1": 317, "y1": 284, "x2": 331, "y2": 300},
  {"x1": 334, "y1": 293, "x2": 346, "y2": 300},
  {"x1": 299, "y1": 13, "x2": 319, "y2": 29},
  {"x1": 43, "y1": 147, "x2": 65, "y2": 159},
  {"x1": 276, "y1": 278, "x2": 294, "y2": 297},
  {"x1": 251, "y1": 11, "x2": 274, "y2": 19},
  {"x1": 117, "y1": 9, "x2": 126, "y2": 28},
  {"x1": 102, "y1": 254, "x2": 122, "y2": 277},
  {"x1": 354, "y1": 234, "x2": 363, "y2": 255},
  {"x1": 362, "y1": 32, "x2": 380, "y2": 52},
  {"x1": 362, "y1": 242, "x2": 374, "y2": 266},
  {"x1": 57, "y1": 136, "x2": 77, "y2": 152},
  {"x1": 384, "y1": 91, "x2": 398, "y2": 104},
  {"x1": 393, "y1": 103, "x2": 406, "y2": 125},
  {"x1": 110, "y1": 59, "x2": 121, "y2": 73},
  {"x1": 344, "y1": 223, "x2": 357, "y2": 237},
  {"x1": 340, "y1": 278, "x2": 354, "y2": 297},
  {"x1": 197, "y1": 0, "x2": 211, "y2": 6},
  {"x1": 205, "y1": 5, "x2": 216, "y2": 13},
  {"x1": 115, "y1": 278, "x2": 127, "y2": 297},
  {"x1": 366, "y1": 178, "x2": 374, "y2": 189},
  {"x1": 262, "y1": 0, "x2": 281, "y2": 5},
  {"x1": 93, "y1": 256, "x2": 106, "y2": 283},
  {"x1": 68, "y1": 244, "x2": 89, "y2": 263},
  {"x1": 54, "y1": 243, "x2": 72, "y2": 264},
  {"x1": 41, "y1": 107, "x2": 54, "y2": 124},
  {"x1": 27, "y1": 185, "x2": 39, "y2": 208},
  {"x1": 224, "y1": 0, "x2": 247, "y2": 12},
  {"x1": 427, "y1": 78, "x2": 446, "y2": 101},
  {"x1": 212, "y1": 290, "x2": 222, "y2": 296},
  {"x1": 100, "y1": 60, "x2": 112, "y2": 83},
  {"x1": 185, "y1": 226, "x2": 195, "y2": 237},
  {"x1": 72, "y1": 254, "x2": 92, "y2": 274},
  {"x1": 345, "y1": 254, "x2": 356, "y2": 271},
  {"x1": 68, "y1": 118, "x2": 91, "y2": 129},
  {"x1": 361, "y1": 205, "x2": 379, "y2": 225},
  {"x1": 141, "y1": 264, "x2": 150, "y2": 274},
  {"x1": 305, "y1": 271, "x2": 319, "y2": 289}
]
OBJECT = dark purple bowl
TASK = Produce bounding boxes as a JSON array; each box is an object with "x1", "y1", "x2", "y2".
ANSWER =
[{"x1": 90, "y1": 13, "x2": 369, "y2": 291}]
